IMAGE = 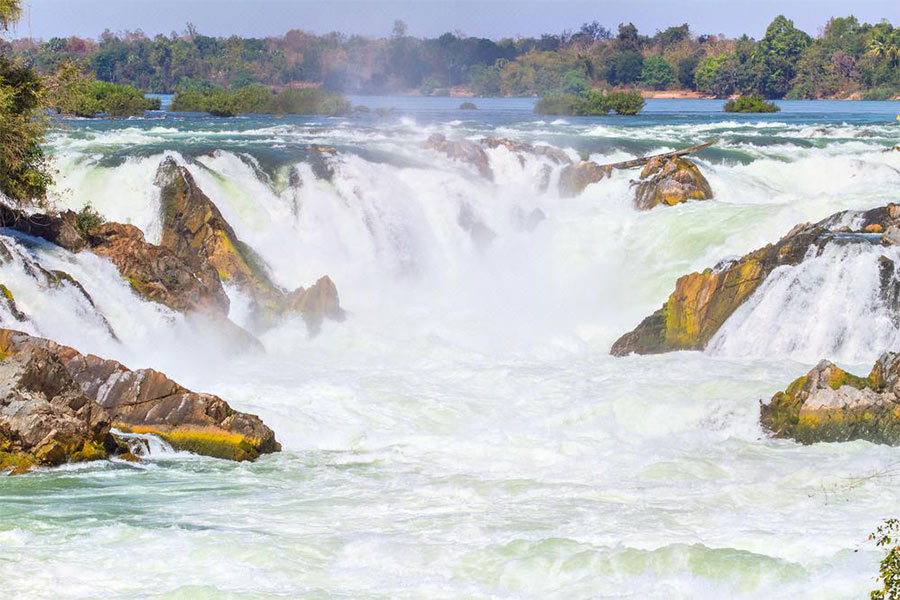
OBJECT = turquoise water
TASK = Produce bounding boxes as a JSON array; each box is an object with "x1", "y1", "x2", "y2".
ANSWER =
[{"x1": 2, "y1": 99, "x2": 900, "y2": 599}]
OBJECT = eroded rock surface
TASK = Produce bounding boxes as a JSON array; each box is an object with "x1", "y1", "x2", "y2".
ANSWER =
[
  {"x1": 558, "y1": 161, "x2": 612, "y2": 198},
  {"x1": 612, "y1": 203, "x2": 900, "y2": 356},
  {"x1": 761, "y1": 353, "x2": 900, "y2": 445},
  {"x1": 633, "y1": 156, "x2": 712, "y2": 210},
  {"x1": 425, "y1": 133, "x2": 493, "y2": 180},
  {"x1": 0, "y1": 329, "x2": 280, "y2": 466}
]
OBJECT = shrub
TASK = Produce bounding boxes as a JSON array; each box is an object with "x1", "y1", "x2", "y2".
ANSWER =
[
  {"x1": 459, "y1": 101, "x2": 477, "y2": 109},
  {"x1": 723, "y1": 94, "x2": 781, "y2": 113},
  {"x1": 74, "y1": 203, "x2": 105, "y2": 234},
  {"x1": 870, "y1": 519, "x2": 900, "y2": 599},
  {"x1": 606, "y1": 90, "x2": 646, "y2": 115}
]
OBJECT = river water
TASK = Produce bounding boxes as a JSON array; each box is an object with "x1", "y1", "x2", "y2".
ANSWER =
[{"x1": 2, "y1": 98, "x2": 900, "y2": 598}]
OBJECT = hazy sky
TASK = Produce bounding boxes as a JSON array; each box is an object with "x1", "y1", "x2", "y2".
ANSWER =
[{"x1": 9, "y1": 0, "x2": 900, "y2": 41}]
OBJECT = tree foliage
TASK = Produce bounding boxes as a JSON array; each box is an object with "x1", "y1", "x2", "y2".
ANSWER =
[{"x1": 0, "y1": 0, "x2": 50, "y2": 204}]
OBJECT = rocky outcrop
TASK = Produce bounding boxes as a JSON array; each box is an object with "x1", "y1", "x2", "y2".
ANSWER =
[
  {"x1": 283, "y1": 275, "x2": 345, "y2": 335},
  {"x1": 611, "y1": 203, "x2": 900, "y2": 356},
  {"x1": 761, "y1": 353, "x2": 900, "y2": 445},
  {"x1": 480, "y1": 137, "x2": 572, "y2": 166},
  {"x1": 0, "y1": 341, "x2": 115, "y2": 474},
  {"x1": 86, "y1": 221, "x2": 229, "y2": 316},
  {"x1": 632, "y1": 156, "x2": 712, "y2": 210},
  {"x1": 0, "y1": 204, "x2": 85, "y2": 252},
  {"x1": 558, "y1": 161, "x2": 611, "y2": 198},
  {"x1": 154, "y1": 158, "x2": 344, "y2": 332},
  {"x1": 425, "y1": 133, "x2": 493, "y2": 180},
  {"x1": 0, "y1": 329, "x2": 280, "y2": 468}
]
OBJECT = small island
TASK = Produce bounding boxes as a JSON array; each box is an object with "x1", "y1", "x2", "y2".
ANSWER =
[
  {"x1": 723, "y1": 94, "x2": 780, "y2": 113},
  {"x1": 535, "y1": 89, "x2": 645, "y2": 116},
  {"x1": 171, "y1": 82, "x2": 351, "y2": 116}
]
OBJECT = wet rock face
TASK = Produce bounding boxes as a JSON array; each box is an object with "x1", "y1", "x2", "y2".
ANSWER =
[
  {"x1": 0, "y1": 343, "x2": 114, "y2": 474},
  {"x1": 87, "y1": 221, "x2": 230, "y2": 316},
  {"x1": 154, "y1": 158, "x2": 344, "y2": 334},
  {"x1": 480, "y1": 137, "x2": 572, "y2": 166},
  {"x1": 761, "y1": 353, "x2": 900, "y2": 445},
  {"x1": 557, "y1": 161, "x2": 611, "y2": 198},
  {"x1": 0, "y1": 205, "x2": 85, "y2": 252},
  {"x1": 424, "y1": 133, "x2": 493, "y2": 180},
  {"x1": 0, "y1": 329, "x2": 281, "y2": 465},
  {"x1": 284, "y1": 276, "x2": 346, "y2": 335},
  {"x1": 611, "y1": 203, "x2": 900, "y2": 356},
  {"x1": 633, "y1": 156, "x2": 713, "y2": 210}
]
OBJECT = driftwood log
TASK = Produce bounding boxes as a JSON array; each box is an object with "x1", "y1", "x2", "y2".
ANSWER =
[{"x1": 600, "y1": 141, "x2": 714, "y2": 170}]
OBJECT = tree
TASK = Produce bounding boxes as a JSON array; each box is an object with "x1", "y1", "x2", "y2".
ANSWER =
[
  {"x1": 605, "y1": 51, "x2": 643, "y2": 85},
  {"x1": 0, "y1": 0, "x2": 51, "y2": 204},
  {"x1": 752, "y1": 15, "x2": 811, "y2": 97},
  {"x1": 641, "y1": 55, "x2": 676, "y2": 89}
]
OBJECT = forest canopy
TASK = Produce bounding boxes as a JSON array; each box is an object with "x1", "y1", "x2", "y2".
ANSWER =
[{"x1": 7, "y1": 15, "x2": 900, "y2": 100}]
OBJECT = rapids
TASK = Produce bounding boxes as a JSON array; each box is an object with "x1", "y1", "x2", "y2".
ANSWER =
[{"x1": 2, "y1": 98, "x2": 900, "y2": 599}]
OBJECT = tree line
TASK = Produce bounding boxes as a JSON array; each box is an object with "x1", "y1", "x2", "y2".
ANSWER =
[{"x1": 4, "y1": 15, "x2": 899, "y2": 99}]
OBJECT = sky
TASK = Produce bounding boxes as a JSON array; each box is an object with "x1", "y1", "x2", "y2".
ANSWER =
[{"x1": 9, "y1": 0, "x2": 900, "y2": 41}]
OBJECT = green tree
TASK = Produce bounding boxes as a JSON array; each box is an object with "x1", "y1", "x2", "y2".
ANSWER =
[
  {"x1": 752, "y1": 15, "x2": 811, "y2": 97},
  {"x1": 605, "y1": 51, "x2": 643, "y2": 85},
  {"x1": 0, "y1": 0, "x2": 51, "y2": 203},
  {"x1": 641, "y1": 55, "x2": 676, "y2": 89}
]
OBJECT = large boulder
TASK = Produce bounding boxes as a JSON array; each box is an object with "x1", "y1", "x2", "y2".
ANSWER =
[
  {"x1": 284, "y1": 275, "x2": 345, "y2": 335},
  {"x1": 154, "y1": 158, "x2": 344, "y2": 333},
  {"x1": 761, "y1": 353, "x2": 900, "y2": 445},
  {"x1": 0, "y1": 329, "x2": 280, "y2": 464},
  {"x1": 633, "y1": 156, "x2": 712, "y2": 210},
  {"x1": 424, "y1": 133, "x2": 493, "y2": 180},
  {"x1": 0, "y1": 205, "x2": 85, "y2": 252},
  {"x1": 557, "y1": 161, "x2": 611, "y2": 198},
  {"x1": 86, "y1": 221, "x2": 229, "y2": 316},
  {"x1": 0, "y1": 343, "x2": 114, "y2": 474},
  {"x1": 611, "y1": 203, "x2": 900, "y2": 356}
]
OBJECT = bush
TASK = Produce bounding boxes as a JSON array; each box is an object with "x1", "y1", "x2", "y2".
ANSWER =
[
  {"x1": 606, "y1": 90, "x2": 646, "y2": 115},
  {"x1": 723, "y1": 94, "x2": 780, "y2": 113},
  {"x1": 74, "y1": 203, "x2": 105, "y2": 234},
  {"x1": 459, "y1": 101, "x2": 477, "y2": 110},
  {"x1": 870, "y1": 519, "x2": 900, "y2": 599},
  {"x1": 862, "y1": 86, "x2": 899, "y2": 101}
]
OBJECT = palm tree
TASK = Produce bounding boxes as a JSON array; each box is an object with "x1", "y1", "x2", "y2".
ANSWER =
[{"x1": 867, "y1": 29, "x2": 900, "y2": 66}]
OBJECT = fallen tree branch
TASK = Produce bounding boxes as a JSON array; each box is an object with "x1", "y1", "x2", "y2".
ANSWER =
[{"x1": 600, "y1": 141, "x2": 714, "y2": 170}]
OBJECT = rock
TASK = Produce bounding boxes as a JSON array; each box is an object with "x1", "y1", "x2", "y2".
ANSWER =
[
  {"x1": 283, "y1": 276, "x2": 345, "y2": 335},
  {"x1": 0, "y1": 342, "x2": 115, "y2": 474},
  {"x1": 0, "y1": 329, "x2": 280, "y2": 462},
  {"x1": 86, "y1": 221, "x2": 229, "y2": 316},
  {"x1": 883, "y1": 225, "x2": 900, "y2": 246},
  {"x1": 156, "y1": 158, "x2": 281, "y2": 310},
  {"x1": 0, "y1": 205, "x2": 85, "y2": 252},
  {"x1": 611, "y1": 203, "x2": 900, "y2": 356},
  {"x1": 761, "y1": 353, "x2": 900, "y2": 445},
  {"x1": 480, "y1": 137, "x2": 572, "y2": 165},
  {"x1": 558, "y1": 161, "x2": 611, "y2": 197},
  {"x1": 154, "y1": 158, "x2": 343, "y2": 334},
  {"x1": 424, "y1": 133, "x2": 493, "y2": 180},
  {"x1": 632, "y1": 156, "x2": 712, "y2": 210}
]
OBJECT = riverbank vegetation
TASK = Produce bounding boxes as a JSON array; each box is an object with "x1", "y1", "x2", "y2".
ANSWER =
[
  {"x1": 534, "y1": 89, "x2": 645, "y2": 115},
  {"x1": 170, "y1": 82, "x2": 350, "y2": 116},
  {"x1": 723, "y1": 94, "x2": 780, "y2": 113},
  {"x1": 7, "y1": 15, "x2": 900, "y2": 100}
]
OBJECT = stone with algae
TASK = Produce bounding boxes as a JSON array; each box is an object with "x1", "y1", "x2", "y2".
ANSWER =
[
  {"x1": 0, "y1": 329, "x2": 280, "y2": 473},
  {"x1": 761, "y1": 353, "x2": 900, "y2": 445}
]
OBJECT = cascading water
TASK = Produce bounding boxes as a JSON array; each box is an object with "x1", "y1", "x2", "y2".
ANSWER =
[{"x1": 3, "y1": 98, "x2": 900, "y2": 599}]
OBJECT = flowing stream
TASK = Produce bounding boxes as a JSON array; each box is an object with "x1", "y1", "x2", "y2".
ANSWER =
[{"x1": 2, "y1": 98, "x2": 900, "y2": 599}]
